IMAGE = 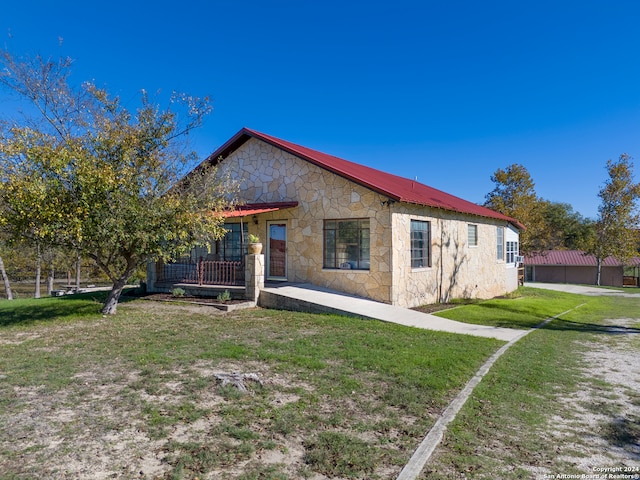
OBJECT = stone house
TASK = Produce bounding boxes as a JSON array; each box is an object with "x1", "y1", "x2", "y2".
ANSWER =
[{"x1": 147, "y1": 128, "x2": 524, "y2": 308}]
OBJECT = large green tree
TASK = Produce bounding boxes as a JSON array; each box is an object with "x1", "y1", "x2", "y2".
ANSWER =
[
  {"x1": 538, "y1": 200, "x2": 594, "y2": 251},
  {"x1": 0, "y1": 50, "x2": 233, "y2": 313},
  {"x1": 586, "y1": 154, "x2": 640, "y2": 285},
  {"x1": 484, "y1": 163, "x2": 547, "y2": 255}
]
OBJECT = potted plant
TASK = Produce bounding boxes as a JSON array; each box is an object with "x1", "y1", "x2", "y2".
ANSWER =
[{"x1": 248, "y1": 233, "x2": 262, "y2": 254}]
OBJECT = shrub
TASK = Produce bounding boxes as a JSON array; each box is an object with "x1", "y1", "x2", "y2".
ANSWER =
[{"x1": 217, "y1": 290, "x2": 232, "y2": 303}]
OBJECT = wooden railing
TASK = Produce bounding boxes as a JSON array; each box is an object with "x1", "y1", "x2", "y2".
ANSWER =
[{"x1": 157, "y1": 258, "x2": 244, "y2": 286}]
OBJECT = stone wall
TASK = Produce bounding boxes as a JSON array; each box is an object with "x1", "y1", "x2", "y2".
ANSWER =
[
  {"x1": 390, "y1": 205, "x2": 514, "y2": 308},
  {"x1": 216, "y1": 138, "x2": 394, "y2": 303}
]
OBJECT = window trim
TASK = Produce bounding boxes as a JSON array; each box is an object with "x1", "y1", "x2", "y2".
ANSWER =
[
  {"x1": 468, "y1": 224, "x2": 478, "y2": 247},
  {"x1": 497, "y1": 226, "x2": 504, "y2": 261},
  {"x1": 323, "y1": 218, "x2": 370, "y2": 270},
  {"x1": 506, "y1": 240, "x2": 519, "y2": 264},
  {"x1": 410, "y1": 219, "x2": 431, "y2": 269}
]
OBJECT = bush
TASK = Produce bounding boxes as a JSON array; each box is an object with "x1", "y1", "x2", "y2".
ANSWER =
[{"x1": 217, "y1": 290, "x2": 232, "y2": 303}]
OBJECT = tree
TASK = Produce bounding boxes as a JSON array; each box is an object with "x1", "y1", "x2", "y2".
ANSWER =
[
  {"x1": 538, "y1": 201, "x2": 595, "y2": 251},
  {"x1": 0, "y1": 250, "x2": 12, "y2": 300},
  {"x1": 586, "y1": 154, "x2": 640, "y2": 285},
  {"x1": 0, "y1": 50, "x2": 233, "y2": 314},
  {"x1": 484, "y1": 164, "x2": 547, "y2": 255}
]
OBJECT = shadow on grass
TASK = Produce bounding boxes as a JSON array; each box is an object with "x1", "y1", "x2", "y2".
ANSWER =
[
  {"x1": 541, "y1": 319, "x2": 640, "y2": 335},
  {"x1": 601, "y1": 416, "x2": 640, "y2": 456},
  {"x1": 0, "y1": 290, "x2": 136, "y2": 328}
]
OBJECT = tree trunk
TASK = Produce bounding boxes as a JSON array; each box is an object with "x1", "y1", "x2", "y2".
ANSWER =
[
  {"x1": 595, "y1": 256, "x2": 602, "y2": 286},
  {"x1": 0, "y1": 256, "x2": 13, "y2": 300},
  {"x1": 75, "y1": 253, "x2": 81, "y2": 290},
  {"x1": 47, "y1": 265, "x2": 54, "y2": 296},
  {"x1": 34, "y1": 242, "x2": 41, "y2": 299},
  {"x1": 101, "y1": 270, "x2": 133, "y2": 315}
]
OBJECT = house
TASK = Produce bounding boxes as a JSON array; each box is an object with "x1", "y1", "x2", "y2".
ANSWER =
[
  {"x1": 524, "y1": 250, "x2": 640, "y2": 287},
  {"x1": 147, "y1": 128, "x2": 524, "y2": 308}
]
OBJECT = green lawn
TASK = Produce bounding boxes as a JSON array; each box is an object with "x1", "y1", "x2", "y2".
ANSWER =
[
  {"x1": 0, "y1": 292, "x2": 501, "y2": 479},
  {"x1": 432, "y1": 286, "x2": 588, "y2": 329},
  {"x1": 1, "y1": 288, "x2": 637, "y2": 479},
  {"x1": 426, "y1": 289, "x2": 640, "y2": 479}
]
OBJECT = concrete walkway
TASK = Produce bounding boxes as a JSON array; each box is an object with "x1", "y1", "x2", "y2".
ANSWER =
[{"x1": 261, "y1": 283, "x2": 526, "y2": 342}]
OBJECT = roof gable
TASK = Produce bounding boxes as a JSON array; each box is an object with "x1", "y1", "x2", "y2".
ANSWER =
[{"x1": 201, "y1": 127, "x2": 524, "y2": 230}]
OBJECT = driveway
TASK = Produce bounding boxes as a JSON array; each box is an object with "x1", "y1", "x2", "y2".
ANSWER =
[{"x1": 526, "y1": 282, "x2": 640, "y2": 297}]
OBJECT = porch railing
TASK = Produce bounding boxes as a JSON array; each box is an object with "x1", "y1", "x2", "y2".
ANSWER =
[{"x1": 156, "y1": 258, "x2": 244, "y2": 286}]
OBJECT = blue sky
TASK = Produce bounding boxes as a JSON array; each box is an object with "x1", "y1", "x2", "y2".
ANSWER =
[{"x1": 2, "y1": 0, "x2": 640, "y2": 219}]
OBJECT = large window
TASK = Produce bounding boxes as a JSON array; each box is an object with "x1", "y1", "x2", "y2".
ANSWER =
[
  {"x1": 411, "y1": 220, "x2": 431, "y2": 268},
  {"x1": 497, "y1": 227, "x2": 504, "y2": 261},
  {"x1": 323, "y1": 219, "x2": 370, "y2": 270},
  {"x1": 468, "y1": 224, "x2": 478, "y2": 247},
  {"x1": 506, "y1": 241, "x2": 519, "y2": 264},
  {"x1": 214, "y1": 223, "x2": 249, "y2": 261}
]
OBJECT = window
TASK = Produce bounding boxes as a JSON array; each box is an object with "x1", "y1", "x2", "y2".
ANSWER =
[
  {"x1": 506, "y1": 241, "x2": 519, "y2": 264},
  {"x1": 497, "y1": 227, "x2": 504, "y2": 260},
  {"x1": 411, "y1": 220, "x2": 431, "y2": 268},
  {"x1": 213, "y1": 223, "x2": 248, "y2": 261},
  {"x1": 468, "y1": 224, "x2": 478, "y2": 247},
  {"x1": 323, "y1": 219, "x2": 370, "y2": 270}
]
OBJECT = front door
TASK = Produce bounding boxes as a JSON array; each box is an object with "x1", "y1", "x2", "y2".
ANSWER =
[{"x1": 267, "y1": 221, "x2": 287, "y2": 280}]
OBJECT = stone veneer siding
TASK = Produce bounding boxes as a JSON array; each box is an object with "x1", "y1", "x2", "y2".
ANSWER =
[
  {"x1": 216, "y1": 138, "x2": 394, "y2": 303},
  {"x1": 215, "y1": 137, "x2": 518, "y2": 307},
  {"x1": 390, "y1": 205, "x2": 514, "y2": 307}
]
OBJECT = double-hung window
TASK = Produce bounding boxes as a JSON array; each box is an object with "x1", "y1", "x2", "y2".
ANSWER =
[
  {"x1": 411, "y1": 220, "x2": 431, "y2": 268},
  {"x1": 323, "y1": 219, "x2": 370, "y2": 270},
  {"x1": 497, "y1": 227, "x2": 504, "y2": 261},
  {"x1": 506, "y1": 241, "x2": 518, "y2": 264}
]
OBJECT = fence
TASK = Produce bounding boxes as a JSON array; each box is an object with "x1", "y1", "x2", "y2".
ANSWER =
[{"x1": 156, "y1": 258, "x2": 244, "y2": 286}]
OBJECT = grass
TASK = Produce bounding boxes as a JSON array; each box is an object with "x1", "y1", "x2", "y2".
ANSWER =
[
  {"x1": 423, "y1": 288, "x2": 640, "y2": 479},
  {"x1": 1, "y1": 287, "x2": 638, "y2": 479},
  {"x1": 433, "y1": 286, "x2": 588, "y2": 329},
  {"x1": 0, "y1": 293, "x2": 501, "y2": 479}
]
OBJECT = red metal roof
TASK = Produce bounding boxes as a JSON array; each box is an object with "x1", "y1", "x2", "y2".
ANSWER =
[
  {"x1": 200, "y1": 128, "x2": 524, "y2": 230},
  {"x1": 223, "y1": 201, "x2": 298, "y2": 218},
  {"x1": 525, "y1": 250, "x2": 640, "y2": 266}
]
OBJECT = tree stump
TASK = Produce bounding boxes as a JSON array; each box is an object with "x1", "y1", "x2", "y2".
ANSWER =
[{"x1": 213, "y1": 372, "x2": 263, "y2": 394}]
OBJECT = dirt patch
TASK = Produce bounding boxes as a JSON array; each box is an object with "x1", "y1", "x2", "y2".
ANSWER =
[
  {"x1": 2, "y1": 366, "x2": 169, "y2": 478},
  {"x1": 140, "y1": 292, "x2": 246, "y2": 304},
  {"x1": 528, "y1": 318, "x2": 640, "y2": 476}
]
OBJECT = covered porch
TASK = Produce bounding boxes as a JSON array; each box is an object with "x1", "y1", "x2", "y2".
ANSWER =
[{"x1": 147, "y1": 202, "x2": 298, "y2": 298}]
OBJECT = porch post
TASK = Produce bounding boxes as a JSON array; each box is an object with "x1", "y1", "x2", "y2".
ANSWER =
[
  {"x1": 146, "y1": 260, "x2": 158, "y2": 293},
  {"x1": 245, "y1": 253, "x2": 264, "y2": 302}
]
